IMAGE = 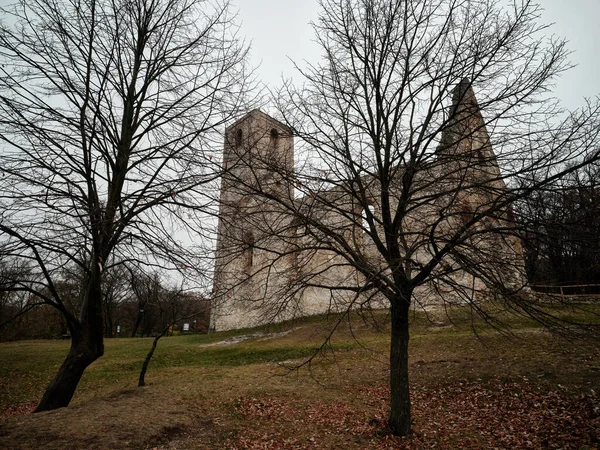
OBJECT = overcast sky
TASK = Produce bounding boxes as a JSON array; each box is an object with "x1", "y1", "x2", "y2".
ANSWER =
[
  {"x1": 236, "y1": 0, "x2": 600, "y2": 111},
  {"x1": 0, "y1": 0, "x2": 596, "y2": 111}
]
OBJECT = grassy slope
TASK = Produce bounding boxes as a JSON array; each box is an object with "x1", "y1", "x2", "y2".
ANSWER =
[{"x1": 0, "y1": 305, "x2": 599, "y2": 449}]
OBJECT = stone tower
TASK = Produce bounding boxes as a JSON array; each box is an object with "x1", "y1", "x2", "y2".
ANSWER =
[{"x1": 211, "y1": 110, "x2": 295, "y2": 331}]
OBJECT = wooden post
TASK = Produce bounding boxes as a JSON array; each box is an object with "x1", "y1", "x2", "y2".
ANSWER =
[{"x1": 560, "y1": 286, "x2": 564, "y2": 302}]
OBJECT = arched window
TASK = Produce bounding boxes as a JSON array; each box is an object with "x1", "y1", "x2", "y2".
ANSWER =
[
  {"x1": 359, "y1": 203, "x2": 376, "y2": 250},
  {"x1": 235, "y1": 129, "x2": 243, "y2": 148},
  {"x1": 270, "y1": 128, "x2": 279, "y2": 148},
  {"x1": 288, "y1": 219, "x2": 302, "y2": 277},
  {"x1": 242, "y1": 231, "x2": 254, "y2": 275}
]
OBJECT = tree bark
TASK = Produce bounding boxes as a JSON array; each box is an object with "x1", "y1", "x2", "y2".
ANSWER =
[
  {"x1": 34, "y1": 331, "x2": 100, "y2": 411},
  {"x1": 388, "y1": 294, "x2": 411, "y2": 436},
  {"x1": 138, "y1": 332, "x2": 163, "y2": 387},
  {"x1": 34, "y1": 267, "x2": 105, "y2": 412},
  {"x1": 131, "y1": 311, "x2": 142, "y2": 337}
]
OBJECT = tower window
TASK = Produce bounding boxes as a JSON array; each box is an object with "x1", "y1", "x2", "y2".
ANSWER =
[
  {"x1": 270, "y1": 128, "x2": 279, "y2": 148},
  {"x1": 466, "y1": 136, "x2": 485, "y2": 162},
  {"x1": 242, "y1": 231, "x2": 255, "y2": 275},
  {"x1": 235, "y1": 129, "x2": 243, "y2": 148},
  {"x1": 289, "y1": 219, "x2": 301, "y2": 275}
]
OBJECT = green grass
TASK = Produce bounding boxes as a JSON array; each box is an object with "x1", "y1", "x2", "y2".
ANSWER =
[
  {"x1": 1, "y1": 303, "x2": 599, "y2": 449},
  {"x1": 0, "y1": 312, "x2": 364, "y2": 409}
]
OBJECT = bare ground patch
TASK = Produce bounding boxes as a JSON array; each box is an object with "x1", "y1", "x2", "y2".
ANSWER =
[
  {"x1": 0, "y1": 386, "x2": 205, "y2": 450},
  {"x1": 201, "y1": 328, "x2": 300, "y2": 348}
]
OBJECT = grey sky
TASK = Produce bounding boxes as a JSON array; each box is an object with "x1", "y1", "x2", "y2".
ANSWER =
[
  {"x1": 237, "y1": 0, "x2": 600, "y2": 111},
  {"x1": 0, "y1": 0, "x2": 596, "y2": 110}
]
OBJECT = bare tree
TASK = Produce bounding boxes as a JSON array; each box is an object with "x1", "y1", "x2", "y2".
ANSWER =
[
  {"x1": 0, "y1": 258, "x2": 43, "y2": 339},
  {"x1": 137, "y1": 285, "x2": 210, "y2": 387},
  {"x1": 213, "y1": 0, "x2": 600, "y2": 436},
  {"x1": 0, "y1": 0, "x2": 253, "y2": 411},
  {"x1": 517, "y1": 162, "x2": 600, "y2": 286},
  {"x1": 101, "y1": 265, "x2": 130, "y2": 338},
  {"x1": 129, "y1": 269, "x2": 163, "y2": 337}
]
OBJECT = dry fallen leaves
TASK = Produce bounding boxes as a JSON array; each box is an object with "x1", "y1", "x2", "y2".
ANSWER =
[
  {"x1": 0, "y1": 401, "x2": 36, "y2": 419},
  {"x1": 229, "y1": 378, "x2": 600, "y2": 449}
]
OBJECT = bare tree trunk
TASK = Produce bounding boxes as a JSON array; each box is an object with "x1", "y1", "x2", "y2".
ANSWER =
[
  {"x1": 131, "y1": 310, "x2": 143, "y2": 337},
  {"x1": 388, "y1": 295, "x2": 411, "y2": 436},
  {"x1": 138, "y1": 332, "x2": 164, "y2": 387},
  {"x1": 34, "y1": 333, "x2": 98, "y2": 411},
  {"x1": 34, "y1": 270, "x2": 104, "y2": 412},
  {"x1": 138, "y1": 297, "x2": 205, "y2": 386}
]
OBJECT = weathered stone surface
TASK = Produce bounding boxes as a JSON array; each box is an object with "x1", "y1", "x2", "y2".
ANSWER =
[{"x1": 211, "y1": 85, "x2": 524, "y2": 332}]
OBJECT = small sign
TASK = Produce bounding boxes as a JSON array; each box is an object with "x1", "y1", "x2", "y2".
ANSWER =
[
  {"x1": 117, "y1": 325, "x2": 121, "y2": 334},
  {"x1": 183, "y1": 323, "x2": 190, "y2": 332}
]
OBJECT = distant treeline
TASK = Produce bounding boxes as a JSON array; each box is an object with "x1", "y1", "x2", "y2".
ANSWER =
[
  {"x1": 0, "y1": 268, "x2": 210, "y2": 342},
  {"x1": 518, "y1": 164, "x2": 600, "y2": 287}
]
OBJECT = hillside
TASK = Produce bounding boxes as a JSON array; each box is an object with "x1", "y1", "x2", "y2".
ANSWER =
[{"x1": 1, "y1": 306, "x2": 599, "y2": 449}]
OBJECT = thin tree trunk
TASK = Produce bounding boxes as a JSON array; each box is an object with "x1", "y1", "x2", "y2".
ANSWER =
[
  {"x1": 139, "y1": 306, "x2": 205, "y2": 387},
  {"x1": 388, "y1": 295, "x2": 411, "y2": 436},
  {"x1": 131, "y1": 311, "x2": 142, "y2": 337},
  {"x1": 138, "y1": 332, "x2": 163, "y2": 387}
]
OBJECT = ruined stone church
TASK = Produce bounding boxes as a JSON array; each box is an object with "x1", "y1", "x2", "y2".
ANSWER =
[{"x1": 210, "y1": 81, "x2": 523, "y2": 332}]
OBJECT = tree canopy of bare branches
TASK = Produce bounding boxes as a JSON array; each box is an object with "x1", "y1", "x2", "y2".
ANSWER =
[
  {"x1": 518, "y1": 162, "x2": 600, "y2": 286},
  {"x1": 0, "y1": 0, "x2": 253, "y2": 411}
]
